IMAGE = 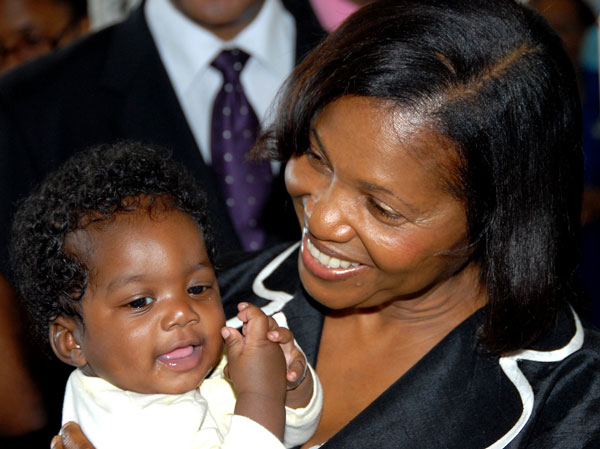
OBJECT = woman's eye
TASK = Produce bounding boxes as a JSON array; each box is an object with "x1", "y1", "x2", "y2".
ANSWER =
[
  {"x1": 306, "y1": 147, "x2": 322, "y2": 162},
  {"x1": 128, "y1": 297, "x2": 153, "y2": 309},
  {"x1": 188, "y1": 285, "x2": 209, "y2": 296},
  {"x1": 305, "y1": 148, "x2": 330, "y2": 172},
  {"x1": 368, "y1": 198, "x2": 403, "y2": 222}
]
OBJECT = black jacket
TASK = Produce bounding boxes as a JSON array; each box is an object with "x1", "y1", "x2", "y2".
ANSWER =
[{"x1": 218, "y1": 242, "x2": 600, "y2": 448}]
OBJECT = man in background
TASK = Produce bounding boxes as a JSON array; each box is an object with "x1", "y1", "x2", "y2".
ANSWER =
[{"x1": 0, "y1": 0, "x2": 324, "y2": 446}]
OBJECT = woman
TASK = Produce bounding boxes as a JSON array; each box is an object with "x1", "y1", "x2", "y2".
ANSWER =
[{"x1": 56, "y1": 0, "x2": 600, "y2": 448}]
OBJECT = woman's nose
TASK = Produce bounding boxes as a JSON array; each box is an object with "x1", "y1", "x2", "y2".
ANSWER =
[
  {"x1": 304, "y1": 183, "x2": 355, "y2": 242},
  {"x1": 286, "y1": 154, "x2": 356, "y2": 242},
  {"x1": 161, "y1": 296, "x2": 200, "y2": 330}
]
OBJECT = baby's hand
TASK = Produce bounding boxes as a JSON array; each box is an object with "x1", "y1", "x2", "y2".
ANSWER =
[
  {"x1": 266, "y1": 316, "x2": 314, "y2": 409},
  {"x1": 221, "y1": 303, "x2": 287, "y2": 440},
  {"x1": 221, "y1": 303, "x2": 287, "y2": 397}
]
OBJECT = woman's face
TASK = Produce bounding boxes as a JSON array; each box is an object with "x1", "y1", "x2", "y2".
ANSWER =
[{"x1": 285, "y1": 96, "x2": 475, "y2": 311}]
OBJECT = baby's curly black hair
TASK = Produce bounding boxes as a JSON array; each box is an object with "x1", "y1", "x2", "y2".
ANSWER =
[{"x1": 9, "y1": 141, "x2": 214, "y2": 350}]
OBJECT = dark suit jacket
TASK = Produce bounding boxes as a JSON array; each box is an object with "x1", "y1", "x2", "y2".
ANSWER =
[
  {"x1": 0, "y1": 1, "x2": 325, "y2": 275},
  {"x1": 218, "y1": 242, "x2": 600, "y2": 448},
  {"x1": 0, "y1": 4, "x2": 324, "y2": 447}
]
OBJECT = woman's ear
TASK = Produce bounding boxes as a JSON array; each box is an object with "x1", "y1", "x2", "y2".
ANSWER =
[{"x1": 49, "y1": 316, "x2": 87, "y2": 368}]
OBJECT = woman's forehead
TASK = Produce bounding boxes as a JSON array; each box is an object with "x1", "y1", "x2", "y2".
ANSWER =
[
  {"x1": 314, "y1": 96, "x2": 461, "y2": 174},
  {"x1": 312, "y1": 95, "x2": 464, "y2": 201}
]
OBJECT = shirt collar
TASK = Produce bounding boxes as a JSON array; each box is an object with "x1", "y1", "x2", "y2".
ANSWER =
[{"x1": 145, "y1": 0, "x2": 293, "y2": 92}]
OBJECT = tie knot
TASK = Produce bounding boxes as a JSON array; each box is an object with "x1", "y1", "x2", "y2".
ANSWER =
[{"x1": 211, "y1": 49, "x2": 250, "y2": 82}]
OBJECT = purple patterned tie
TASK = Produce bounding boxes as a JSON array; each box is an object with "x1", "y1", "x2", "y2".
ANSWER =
[{"x1": 211, "y1": 49, "x2": 273, "y2": 251}]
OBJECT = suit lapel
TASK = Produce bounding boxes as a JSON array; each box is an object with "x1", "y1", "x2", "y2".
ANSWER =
[
  {"x1": 223, "y1": 244, "x2": 521, "y2": 448},
  {"x1": 100, "y1": 8, "x2": 199, "y2": 161},
  {"x1": 97, "y1": 8, "x2": 241, "y2": 252},
  {"x1": 251, "y1": 251, "x2": 519, "y2": 448}
]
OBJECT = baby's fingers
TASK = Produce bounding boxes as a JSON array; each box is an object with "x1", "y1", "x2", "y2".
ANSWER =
[
  {"x1": 235, "y1": 303, "x2": 270, "y2": 339},
  {"x1": 221, "y1": 327, "x2": 244, "y2": 358}
]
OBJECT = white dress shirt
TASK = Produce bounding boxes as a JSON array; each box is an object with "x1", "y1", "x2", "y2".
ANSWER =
[{"x1": 145, "y1": 0, "x2": 296, "y2": 166}]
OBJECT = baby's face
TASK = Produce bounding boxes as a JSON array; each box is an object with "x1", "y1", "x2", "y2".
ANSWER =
[{"x1": 70, "y1": 208, "x2": 225, "y2": 394}]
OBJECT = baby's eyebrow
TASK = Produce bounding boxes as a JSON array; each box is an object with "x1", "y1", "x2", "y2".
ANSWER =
[
  {"x1": 105, "y1": 274, "x2": 147, "y2": 294},
  {"x1": 105, "y1": 262, "x2": 214, "y2": 292}
]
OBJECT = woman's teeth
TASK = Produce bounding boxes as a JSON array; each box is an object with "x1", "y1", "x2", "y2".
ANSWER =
[{"x1": 306, "y1": 238, "x2": 359, "y2": 269}]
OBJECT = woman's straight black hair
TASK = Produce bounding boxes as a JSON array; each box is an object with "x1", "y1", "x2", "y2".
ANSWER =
[{"x1": 257, "y1": 0, "x2": 583, "y2": 354}]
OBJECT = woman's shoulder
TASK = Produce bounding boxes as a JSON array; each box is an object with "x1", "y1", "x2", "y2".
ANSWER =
[
  {"x1": 512, "y1": 310, "x2": 600, "y2": 446},
  {"x1": 516, "y1": 306, "x2": 600, "y2": 376}
]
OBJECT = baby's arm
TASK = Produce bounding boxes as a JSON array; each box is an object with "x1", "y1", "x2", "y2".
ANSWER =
[{"x1": 221, "y1": 303, "x2": 287, "y2": 441}]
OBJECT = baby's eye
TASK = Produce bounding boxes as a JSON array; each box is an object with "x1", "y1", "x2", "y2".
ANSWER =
[
  {"x1": 128, "y1": 297, "x2": 153, "y2": 309},
  {"x1": 188, "y1": 285, "x2": 209, "y2": 296}
]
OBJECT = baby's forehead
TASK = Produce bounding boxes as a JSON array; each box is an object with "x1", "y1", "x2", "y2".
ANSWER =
[
  {"x1": 65, "y1": 207, "x2": 208, "y2": 286},
  {"x1": 64, "y1": 206, "x2": 193, "y2": 259}
]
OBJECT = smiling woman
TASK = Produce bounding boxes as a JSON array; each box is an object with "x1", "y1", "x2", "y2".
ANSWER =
[
  {"x1": 222, "y1": 0, "x2": 598, "y2": 447},
  {"x1": 286, "y1": 97, "x2": 475, "y2": 314},
  {"x1": 262, "y1": 0, "x2": 584, "y2": 356}
]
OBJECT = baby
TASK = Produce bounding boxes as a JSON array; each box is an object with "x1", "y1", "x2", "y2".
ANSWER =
[{"x1": 9, "y1": 142, "x2": 322, "y2": 449}]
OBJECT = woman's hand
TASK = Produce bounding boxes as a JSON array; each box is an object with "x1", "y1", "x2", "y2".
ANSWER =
[
  {"x1": 50, "y1": 422, "x2": 95, "y2": 449},
  {"x1": 265, "y1": 321, "x2": 314, "y2": 409}
]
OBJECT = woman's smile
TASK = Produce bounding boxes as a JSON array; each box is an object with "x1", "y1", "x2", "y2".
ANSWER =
[{"x1": 300, "y1": 229, "x2": 367, "y2": 281}]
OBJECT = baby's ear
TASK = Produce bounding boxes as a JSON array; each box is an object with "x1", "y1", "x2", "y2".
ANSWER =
[{"x1": 49, "y1": 316, "x2": 87, "y2": 368}]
